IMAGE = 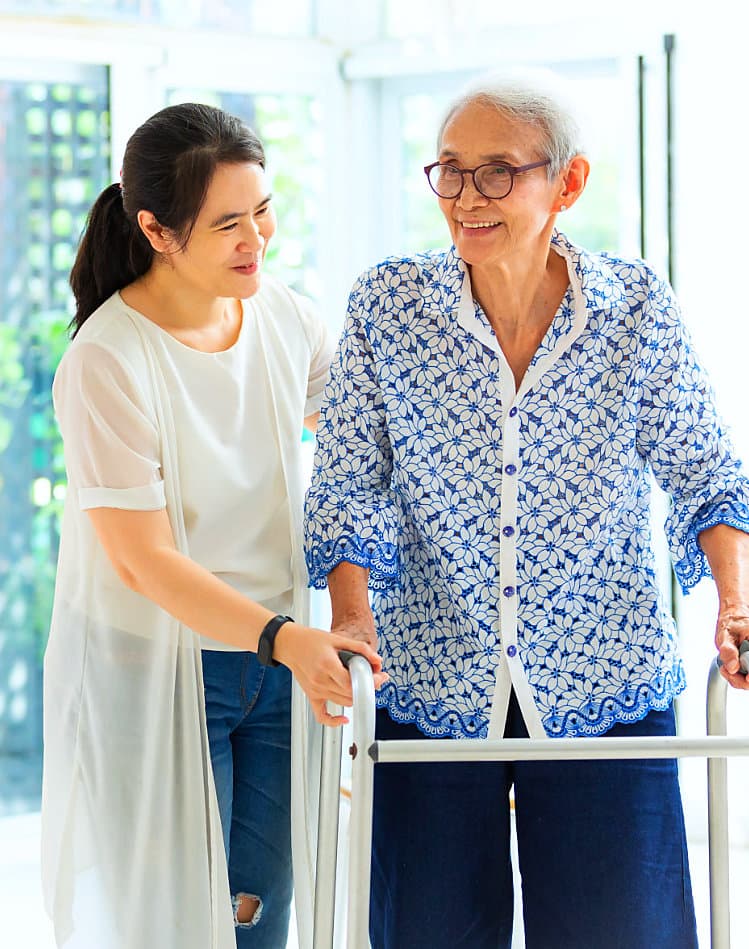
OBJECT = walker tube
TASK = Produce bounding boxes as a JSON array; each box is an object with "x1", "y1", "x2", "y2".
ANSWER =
[
  {"x1": 313, "y1": 702, "x2": 344, "y2": 949},
  {"x1": 707, "y1": 661, "x2": 730, "y2": 949},
  {"x1": 345, "y1": 655, "x2": 377, "y2": 949}
]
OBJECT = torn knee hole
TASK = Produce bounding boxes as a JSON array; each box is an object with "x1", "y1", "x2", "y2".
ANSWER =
[{"x1": 233, "y1": 893, "x2": 263, "y2": 927}]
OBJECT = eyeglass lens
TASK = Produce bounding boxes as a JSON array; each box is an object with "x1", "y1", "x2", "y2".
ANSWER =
[{"x1": 428, "y1": 164, "x2": 513, "y2": 198}]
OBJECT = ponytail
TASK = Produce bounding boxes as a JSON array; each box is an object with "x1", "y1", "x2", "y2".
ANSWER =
[{"x1": 68, "y1": 183, "x2": 153, "y2": 337}]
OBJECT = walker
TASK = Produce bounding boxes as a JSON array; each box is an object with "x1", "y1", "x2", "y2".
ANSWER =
[{"x1": 313, "y1": 644, "x2": 749, "y2": 949}]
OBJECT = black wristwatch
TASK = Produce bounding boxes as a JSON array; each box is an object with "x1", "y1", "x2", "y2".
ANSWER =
[{"x1": 257, "y1": 614, "x2": 294, "y2": 667}]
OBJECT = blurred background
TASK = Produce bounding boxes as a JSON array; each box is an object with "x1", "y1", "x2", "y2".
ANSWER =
[{"x1": 0, "y1": 0, "x2": 748, "y2": 945}]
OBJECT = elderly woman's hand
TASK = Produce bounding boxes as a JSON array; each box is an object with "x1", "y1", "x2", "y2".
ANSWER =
[
  {"x1": 715, "y1": 609, "x2": 749, "y2": 689},
  {"x1": 700, "y1": 523, "x2": 749, "y2": 690}
]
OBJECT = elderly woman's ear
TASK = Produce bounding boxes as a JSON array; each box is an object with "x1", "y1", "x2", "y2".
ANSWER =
[{"x1": 554, "y1": 154, "x2": 590, "y2": 213}]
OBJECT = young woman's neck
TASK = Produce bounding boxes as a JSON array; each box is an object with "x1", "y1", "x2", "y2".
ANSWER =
[
  {"x1": 120, "y1": 263, "x2": 243, "y2": 353},
  {"x1": 122, "y1": 261, "x2": 231, "y2": 331}
]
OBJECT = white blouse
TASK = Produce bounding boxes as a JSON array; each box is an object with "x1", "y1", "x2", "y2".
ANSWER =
[
  {"x1": 110, "y1": 293, "x2": 326, "y2": 647},
  {"x1": 42, "y1": 275, "x2": 331, "y2": 948}
]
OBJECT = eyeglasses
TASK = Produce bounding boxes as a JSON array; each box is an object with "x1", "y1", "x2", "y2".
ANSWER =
[{"x1": 423, "y1": 159, "x2": 551, "y2": 200}]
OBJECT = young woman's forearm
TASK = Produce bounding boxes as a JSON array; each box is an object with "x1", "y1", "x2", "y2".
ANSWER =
[
  {"x1": 128, "y1": 544, "x2": 278, "y2": 650},
  {"x1": 88, "y1": 506, "x2": 281, "y2": 650}
]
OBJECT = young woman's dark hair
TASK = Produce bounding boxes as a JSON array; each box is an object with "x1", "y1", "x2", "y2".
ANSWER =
[{"x1": 69, "y1": 102, "x2": 265, "y2": 336}]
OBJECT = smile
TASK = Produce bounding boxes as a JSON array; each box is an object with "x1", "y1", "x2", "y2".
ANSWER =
[{"x1": 461, "y1": 222, "x2": 501, "y2": 229}]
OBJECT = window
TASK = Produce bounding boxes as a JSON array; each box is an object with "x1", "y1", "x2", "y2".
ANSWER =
[
  {"x1": 0, "y1": 0, "x2": 314, "y2": 33},
  {"x1": 0, "y1": 65, "x2": 110, "y2": 814}
]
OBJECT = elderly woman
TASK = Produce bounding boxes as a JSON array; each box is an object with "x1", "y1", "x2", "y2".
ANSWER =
[{"x1": 304, "y1": 78, "x2": 749, "y2": 949}]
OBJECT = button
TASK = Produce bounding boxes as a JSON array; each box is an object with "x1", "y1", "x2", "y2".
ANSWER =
[
  {"x1": 509, "y1": 406, "x2": 518, "y2": 417},
  {"x1": 502, "y1": 525, "x2": 515, "y2": 537},
  {"x1": 504, "y1": 463, "x2": 517, "y2": 475},
  {"x1": 503, "y1": 586, "x2": 515, "y2": 598},
  {"x1": 507, "y1": 644, "x2": 517, "y2": 657}
]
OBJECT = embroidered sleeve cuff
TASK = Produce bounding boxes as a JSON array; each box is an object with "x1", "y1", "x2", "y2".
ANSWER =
[
  {"x1": 305, "y1": 535, "x2": 399, "y2": 590},
  {"x1": 672, "y1": 497, "x2": 749, "y2": 591}
]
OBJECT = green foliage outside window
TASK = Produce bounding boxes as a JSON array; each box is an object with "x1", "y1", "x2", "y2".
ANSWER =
[{"x1": 0, "y1": 75, "x2": 110, "y2": 812}]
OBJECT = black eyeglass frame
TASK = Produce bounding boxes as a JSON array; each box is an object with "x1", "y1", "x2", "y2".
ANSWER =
[{"x1": 423, "y1": 159, "x2": 551, "y2": 199}]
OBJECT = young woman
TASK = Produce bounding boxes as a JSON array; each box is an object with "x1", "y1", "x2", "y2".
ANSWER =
[{"x1": 41, "y1": 102, "x2": 384, "y2": 949}]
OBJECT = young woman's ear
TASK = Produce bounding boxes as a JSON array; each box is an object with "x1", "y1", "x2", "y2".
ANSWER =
[{"x1": 136, "y1": 210, "x2": 178, "y2": 255}]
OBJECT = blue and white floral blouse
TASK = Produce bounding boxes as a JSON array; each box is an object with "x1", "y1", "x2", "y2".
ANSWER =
[{"x1": 304, "y1": 231, "x2": 749, "y2": 739}]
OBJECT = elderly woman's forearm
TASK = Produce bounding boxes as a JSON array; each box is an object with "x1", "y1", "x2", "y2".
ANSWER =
[
  {"x1": 698, "y1": 523, "x2": 749, "y2": 607},
  {"x1": 328, "y1": 561, "x2": 371, "y2": 616}
]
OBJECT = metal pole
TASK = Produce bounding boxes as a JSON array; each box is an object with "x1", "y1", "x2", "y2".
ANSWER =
[
  {"x1": 371, "y1": 734, "x2": 749, "y2": 764},
  {"x1": 346, "y1": 655, "x2": 377, "y2": 949},
  {"x1": 707, "y1": 661, "x2": 730, "y2": 949},
  {"x1": 313, "y1": 705, "x2": 344, "y2": 949}
]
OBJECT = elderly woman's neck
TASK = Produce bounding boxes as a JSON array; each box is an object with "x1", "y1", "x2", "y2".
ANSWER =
[
  {"x1": 469, "y1": 245, "x2": 568, "y2": 331},
  {"x1": 469, "y1": 246, "x2": 569, "y2": 390}
]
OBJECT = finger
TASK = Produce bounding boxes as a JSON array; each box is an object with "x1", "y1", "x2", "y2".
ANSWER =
[
  {"x1": 323, "y1": 656, "x2": 357, "y2": 696},
  {"x1": 320, "y1": 689, "x2": 354, "y2": 708},
  {"x1": 718, "y1": 662, "x2": 749, "y2": 690},
  {"x1": 319, "y1": 670, "x2": 355, "y2": 706},
  {"x1": 717, "y1": 643, "x2": 740, "y2": 674},
  {"x1": 332, "y1": 637, "x2": 382, "y2": 670},
  {"x1": 313, "y1": 700, "x2": 349, "y2": 727}
]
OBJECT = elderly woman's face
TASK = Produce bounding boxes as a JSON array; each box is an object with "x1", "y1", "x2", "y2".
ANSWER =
[{"x1": 436, "y1": 101, "x2": 561, "y2": 268}]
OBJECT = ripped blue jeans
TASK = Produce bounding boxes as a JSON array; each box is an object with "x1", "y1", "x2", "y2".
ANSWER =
[{"x1": 202, "y1": 649, "x2": 293, "y2": 949}]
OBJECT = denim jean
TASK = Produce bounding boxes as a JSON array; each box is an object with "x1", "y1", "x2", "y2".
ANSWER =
[
  {"x1": 202, "y1": 649, "x2": 293, "y2": 949},
  {"x1": 370, "y1": 692, "x2": 698, "y2": 949}
]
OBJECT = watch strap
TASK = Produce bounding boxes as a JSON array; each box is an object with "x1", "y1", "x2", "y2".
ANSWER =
[{"x1": 257, "y1": 614, "x2": 294, "y2": 667}]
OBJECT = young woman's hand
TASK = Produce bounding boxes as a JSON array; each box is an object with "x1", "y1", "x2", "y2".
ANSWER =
[{"x1": 274, "y1": 623, "x2": 388, "y2": 726}]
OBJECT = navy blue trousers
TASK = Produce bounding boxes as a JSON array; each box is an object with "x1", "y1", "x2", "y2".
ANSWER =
[{"x1": 370, "y1": 693, "x2": 698, "y2": 949}]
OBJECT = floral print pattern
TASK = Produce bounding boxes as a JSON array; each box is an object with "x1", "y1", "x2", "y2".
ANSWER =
[{"x1": 304, "y1": 231, "x2": 749, "y2": 738}]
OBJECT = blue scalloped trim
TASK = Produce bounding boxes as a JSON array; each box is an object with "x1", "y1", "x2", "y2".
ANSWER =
[
  {"x1": 542, "y1": 665, "x2": 686, "y2": 737},
  {"x1": 306, "y1": 536, "x2": 399, "y2": 590},
  {"x1": 375, "y1": 681, "x2": 487, "y2": 738},
  {"x1": 375, "y1": 666, "x2": 686, "y2": 740},
  {"x1": 675, "y1": 500, "x2": 749, "y2": 592}
]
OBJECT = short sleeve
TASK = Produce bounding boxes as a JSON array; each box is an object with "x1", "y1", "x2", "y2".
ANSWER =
[
  {"x1": 288, "y1": 289, "x2": 334, "y2": 416},
  {"x1": 53, "y1": 341, "x2": 165, "y2": 511}
]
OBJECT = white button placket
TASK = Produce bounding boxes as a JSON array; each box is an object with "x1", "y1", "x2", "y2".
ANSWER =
[
  {"x1": 490, "y1": 401, "x2": 546, "y2": 738},
  {"x1": 499, "y1": 404, "x2": 520, "y2": 665},
  {"x1": 455, "y1": 267, "x2": 546, "y2": 737}
]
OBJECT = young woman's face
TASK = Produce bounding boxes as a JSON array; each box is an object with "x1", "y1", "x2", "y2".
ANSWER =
[{"x1": 175, "y1": 161, "x2": 276, "y2": 299}]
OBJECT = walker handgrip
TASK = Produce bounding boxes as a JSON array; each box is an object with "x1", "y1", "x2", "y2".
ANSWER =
[
  {"x1": 338, "y1": 649, "x2": 358, "y2": 668},
  {"x1": 716, "y1": 639, "x2": 749, "y2": 674}
]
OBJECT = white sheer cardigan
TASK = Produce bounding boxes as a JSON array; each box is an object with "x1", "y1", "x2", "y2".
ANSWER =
[{"x1": 41, "y1": 278, "x2": 324, "y2": 949}]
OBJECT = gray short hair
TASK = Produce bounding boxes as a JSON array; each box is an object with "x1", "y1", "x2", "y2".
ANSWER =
[{"x1": 437, "y1": 75, "x2": 584, "y2": 178}]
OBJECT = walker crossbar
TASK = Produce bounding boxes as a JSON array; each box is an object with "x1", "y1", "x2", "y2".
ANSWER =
[
  {"x1": 312, "y1": 654, "x2": 746, "y2": 949},
  {"x1": 369, "y1": 734, "x2": 749, "y2": 764}
]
